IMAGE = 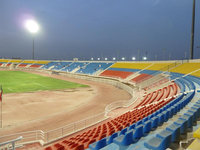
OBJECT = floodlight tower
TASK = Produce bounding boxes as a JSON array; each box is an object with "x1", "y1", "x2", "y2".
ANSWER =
[
  {"x1": 190, "y1": 0, "x2": 196, "y2": 59},
  {"x1": 25, "y1": 19, "x2": 39, "y2": 60}
]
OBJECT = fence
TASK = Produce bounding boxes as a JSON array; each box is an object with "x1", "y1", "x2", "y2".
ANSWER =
[
  {"x1": 0, "y1": 130, "x2": 44, "y2": 145},
  {"x1": 0, "y1": 136, "x2": 23, "y2": 150},
  {"x1": 44, "y1": 112, "x2": 106, "y2": 144}
]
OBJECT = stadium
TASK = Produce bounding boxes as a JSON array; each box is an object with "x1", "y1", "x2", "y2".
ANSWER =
[
  {"x1": 1, "y1": 0, "x2": 200, "y2": 150},
  {"x1": 0, "y1": 59, "x2": 200, "y2": 150}
]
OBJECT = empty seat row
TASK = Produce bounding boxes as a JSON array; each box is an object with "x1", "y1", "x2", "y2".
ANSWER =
[
  {"x1": 144, "y1": 97, "x2": 198, "y2": 150},
  {"x1": 87, "y1": 77, "x2": 195, "y2": 149}
]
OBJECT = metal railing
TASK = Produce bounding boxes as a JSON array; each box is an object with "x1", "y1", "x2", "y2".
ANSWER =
[
  {"x1": 0, "y1": 136, "x2": 23, "y2": 150},
  {"x1": 44, "y1": 112, "x2": 106, "y2": 144}
]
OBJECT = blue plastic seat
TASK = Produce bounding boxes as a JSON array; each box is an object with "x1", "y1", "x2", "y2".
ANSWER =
[
  {"x1": 151, "y1": 116, "x2": 159, "y2": 129},
  {"x1": 120, "y1": 127, "x2": 127, "y2": 135},
  {"x1": 107, "y1": 132, "x2": 118, "y2": 144},
  {"x1": 174, "y1": 103, "x2": 181, "y2": 112},
  {"x1": 100, "y1": 143, "x2": 120, "y2": 150},
  {"x1": 185, "y1": 111, "x2": 197, "y2": 124},
  {"x1": 149, "y1": 114, "x2": 154, "y2": 119},
  {"x1": 167, "y1": 108, "x2": 173, "y2": 118},
  {"x1": 166, "y1": 123, "x2": 180, "y2": 142},
  {"x1": 191, "y1": 106, "x2": 200, "y2": 118},
  {"x1": 180, "y1": 114, "x2": 193, "y2": 129},
  {"x1": 157, "y1": 113, "x2": 165, "y2": 125},
  {"x1": 174, "y1": 118, "x2": 187, "y2": 134},
  {"x1": 132, "y1": 124, "x2": 143, "y2": 142},
  {"x1": 136, "y1": 120, "x2": 143, "y2": 126},
  {"x1": 113, "y1": 130, "x2": 133, "y2": 146},
  {"x1": 162, "y1": 110, "x2": 169, "y2": 122},
  {"x1": 143, "y1": 120, "x2": 151, "y2": 135},
  {"x1": 142, "y1": 117, "x2": 148, "y2": 123},
  {"x1": 171, "y1": 106, "x2": 177, "y2": 115},
  {"x1": 129, "y1": 123, "x2": 135, "y2": 130},
  {"x1": 89, "y1": 137, "x2": 107, "y2": 150},
  {"x1": 144, "y1": 135, "x2": 170, "y2": 150},
  {"x1": 144, "y1": 129, "x2": 172, "y2": 150}
]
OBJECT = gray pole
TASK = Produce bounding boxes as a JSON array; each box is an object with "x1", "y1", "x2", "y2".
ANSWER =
[
  {"x1": 32, "y1": 37, "x2": 35, "y2": 60},
  {"x1": 138, "y1": 49, "x2": 140, "y2": 61},
  {"x1": 0, "y1": 85, "x2": 2, "y2": 128},
  {"x1": 190, "y1": 0, "x2": 196, "y2": 59}
]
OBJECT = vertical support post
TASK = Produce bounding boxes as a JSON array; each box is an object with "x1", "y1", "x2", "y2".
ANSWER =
[
  {"x1": 0, "y1": 101, "x2": 2, "y2": 128},
  {"x1": 32, "y1": 37, "x2": 35, "y2": 60},
  {"x1": 190, "y1": 0, "x2": 196, "y2": 59}
]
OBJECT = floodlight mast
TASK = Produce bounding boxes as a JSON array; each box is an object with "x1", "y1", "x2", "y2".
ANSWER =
[
  {"x1": 190, "y1": 0, "x2": 196, "y2": 59},
  {"x1": 25, "y1": 20, "x2": 39, "y2": 60}
]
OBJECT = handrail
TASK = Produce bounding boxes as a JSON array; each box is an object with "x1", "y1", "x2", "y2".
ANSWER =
[{"x1": 0, "y1": 136, "x2": 23, "y2": 150}]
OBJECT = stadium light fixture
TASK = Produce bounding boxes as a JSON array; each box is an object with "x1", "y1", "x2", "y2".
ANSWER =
[
  {"x1": 113, "y1": 57, "x2": 116, "y2": 61},
  {"x1": 122, "y1": 57, "x2": 125, "y2": 61},
  {"x1": 143, "y1": 56, "x2": 147, "y2": 60},
  {"x1": 105, "y1": 58, "x2": 108, "y2": 61},
  {"x1": 91, "y1": 57, "x2": 94, "y2": 61},
  {"x1": 97, "y1": 58, "x2": 100, "y2": 61},
  {"x1": 25, "y1": 20, "x2": 39, "y2": 33},
  {"x1": 132, "y1": 57, "x2": 136, "y2": 60},
  {"x1": 24, "y1": 19, "x2": 39, "y2": 60}
]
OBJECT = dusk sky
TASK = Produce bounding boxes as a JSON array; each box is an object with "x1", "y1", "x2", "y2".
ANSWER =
[{"x1": 0, "y1": 0, "x2": 200, "y2": 61}]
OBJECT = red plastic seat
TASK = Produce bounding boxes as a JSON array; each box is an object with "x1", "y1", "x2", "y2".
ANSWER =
[{"x1": 54, "y1": 143, "x2": 65, "y2": 150}]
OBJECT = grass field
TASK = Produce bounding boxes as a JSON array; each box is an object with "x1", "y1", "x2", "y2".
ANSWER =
[{"x1": 0, "y1": 71, "x2": 88, "y2": 93}]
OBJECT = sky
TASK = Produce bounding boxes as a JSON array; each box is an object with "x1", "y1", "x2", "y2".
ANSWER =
[{"x1": 0, "y1": 0, "x2": 200, "y2": 61}]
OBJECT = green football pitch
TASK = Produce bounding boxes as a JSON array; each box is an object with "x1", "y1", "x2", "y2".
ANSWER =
[{"x1": 0, "y1": 71, "x2": 88, "y2": 94}]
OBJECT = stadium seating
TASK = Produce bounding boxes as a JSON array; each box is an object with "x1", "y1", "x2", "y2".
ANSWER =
[
  {"x1": 100, "y1": 70, "x2": 133, "y2": 79},
  {"x1": 170, "y1": 62, "x2": 200, "y2": 75},
  {"x1": 2, "y1": 59, "x2": 200, "y2": 150},
  {"x1": 52, "y1": 62, "x2": 72, "y2": 71},
  {"x1": 76, "y1": 63, "x2": 113, "y2": 75},
  {"x1": 61, "y1": 62, "x2": 87, "y2": 72},
  {"x1": 131, "y1": 74, "x2": 152, "y2": 83},
  {"x1": 111, "y1": 62, "x2": 152, "y2": 70},
  {"x1": 41, "y1": 62, "x2": 58, "y2": 69},
  {"x1": 44, "y1": 79, "x2": 179, "y2": 150},
  {"x1": 147, "y1": 62, "x2": 174, "y2": 71},
  {"x1": 9, "y1": 59, "x2": 22, "y2": 63}
]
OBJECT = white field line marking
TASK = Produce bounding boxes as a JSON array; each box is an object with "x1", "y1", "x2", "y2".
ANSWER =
[
  {"x1": 7, "y1": 88, "x2": 13, "y2": 91},
  {"x1": 33, "y1": 82, "x2": 47, "y2": 88}
]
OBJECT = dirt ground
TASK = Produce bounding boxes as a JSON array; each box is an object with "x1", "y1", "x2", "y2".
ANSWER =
[{"x1": 0, "y1": 70, "x2": 131, "y2": 136}]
